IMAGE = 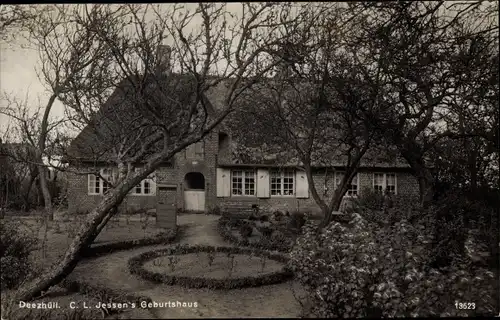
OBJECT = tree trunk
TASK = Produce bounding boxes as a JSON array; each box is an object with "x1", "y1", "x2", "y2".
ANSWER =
[
  {"x1": 319, "y1": 193, "x2": 343, "y2": 228},
  {"x1": 14, "y1": 156, "x2": 163, "y2": 302},
  {"x1": 37, "y1": 164, "x2": 53, "y2": 221},
  {"x1": 24, "y1": 172, "x2": 38, "y2": 212},
  {"x1": 417, "y1": 175, "x2": 434, "y2": 207},
  {"x1": 15, "y1": 187, "x2": 127, "y2": 301},
  {"x1": 400, "y1": 148, "x2": 435, "y2": 207},
  {"x1": 303, "y1": 164, "x2": 330, "y2": 221}
]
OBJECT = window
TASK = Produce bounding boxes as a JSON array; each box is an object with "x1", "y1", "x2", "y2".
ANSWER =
[
  {"x1": 335, "y1": 172, "x2": 358, "y2": 196},
  {"x1": 374, "y1": 173, "x2": 385, "y2": 192},
  {"x1": 88, "y1": 168, "x2": 113, "y2": 195},
  {"x1": 231, "y1": 170, "x2": 255, "y2": 196},
  {"x1": 270, "y1": 169, "x2": 295, "y2": 196},
  {"x1": 132, "y1": 172, "x2": 156, "y2": 196},
  {"x1": 373, "y1": 173, "x2": 397, "y2": 194}
]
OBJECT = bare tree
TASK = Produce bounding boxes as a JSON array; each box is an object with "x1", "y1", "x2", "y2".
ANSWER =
[
  {"x1": 229, "y1": 4, "x2": 384, "y2": 227},
  {"x1": 10, "y1": 3, "x2": 310, "y2": 304},
  {"x1": 330, "y1": 1, "x2": 499, "y2": 206},
  {"x1": 0, "y1": 5, "x2": 38, "y2": 41}
]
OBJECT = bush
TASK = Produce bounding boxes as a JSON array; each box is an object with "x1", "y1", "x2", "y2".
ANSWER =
[
  {"x1": 270, "y1": 230, "x2": 285, "y2": 243},
  {"x1": 239, "y1": 223, "x2": 253, "y2": 238},
  {"x1": 217, "y1": 217, "x2": 291, "y2": 252},
  {"x1": 350, "y1": 187, "x2": 385, "y2": 212},
  {"x1": 259, "y1": 226, "x2": 273, "y2": 238},
  {"x1": 0, "y1": 220, "x2": 38, "y2": 290},
  {"x1": 287, "y1": 211, "x2": 306, "y2": 230},
  {"x1": 259, "y1": 214, "x2": 269, "y2": 222},
  {"x1": 352, "y1": 189, "x2": 423, "y2": 227},
  {"x1": 206, "y1": 205, "x2": 222, "y2": 216},
  {"x1": 289, "y1": 212, "x2": 496, "y2": 318},
  {"x1": 82, "y1": 228, "x2": 178, "y2": 259}
]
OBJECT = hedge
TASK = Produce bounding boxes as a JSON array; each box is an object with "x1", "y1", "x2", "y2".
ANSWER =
[
  {"x1": 81, "y1": 228, "x2": 179, "y2": 259},
  {"x1": 217, "y1": 217, "x2": 292, "y2": 253},
  {"x1": 128, "y1": 244, "x2": 293, "y2": 290},
  {"x1": 58, "y1": 227, "x2": 180, "y2": 315}
]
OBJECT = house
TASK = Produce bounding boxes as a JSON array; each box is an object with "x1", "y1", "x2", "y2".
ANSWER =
[{"x1": 64, "y1": 45, "x2": 420, "y2": 224}]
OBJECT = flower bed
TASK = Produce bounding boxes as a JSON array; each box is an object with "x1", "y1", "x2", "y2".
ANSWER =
[{"x1": 128, "y1": 244, "x2": 293, "y2": 290}]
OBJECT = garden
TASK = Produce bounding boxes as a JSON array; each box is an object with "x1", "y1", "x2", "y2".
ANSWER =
[
  {"x1": 1, "y1": 2, "x2": 498, "y2": 319},
  {"x1": 0, "y1": 211, "x2": 305, "y2": 319},
  {"x1": 1, "y1": 188, "x2": 498, "y2": 319}
]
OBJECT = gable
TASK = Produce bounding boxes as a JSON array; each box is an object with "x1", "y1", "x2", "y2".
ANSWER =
[{"x1": 65, "y1": 74, "x2": 232, "y2": 163}]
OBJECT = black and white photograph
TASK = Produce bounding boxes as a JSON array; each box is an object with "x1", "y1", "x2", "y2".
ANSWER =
[{"x1": 0, "y1": 2, "x2": 498, "y2": 319}]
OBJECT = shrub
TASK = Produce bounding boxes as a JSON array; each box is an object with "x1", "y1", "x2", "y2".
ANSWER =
[
  {"x1": 259, "y1": 214, "x2": 269, "y2": 222},
  {"x1": 239, "y1": 223, "x2": 253, "y2": 238},
  {"x1": 287, "y1": 211, "x2": 306, "y2": 230},
  {"x1": 352, "y1": 189, "x2": 423, "y2": 227},
  {"x1": 217, "y1": 218, "x2": 291, "y2": 252},
  {"x1": 270, "y1": 230, "x2": 285, "y2": 243},
  {"x1": 272, "y1": 210, "x2": 284, "y2": 221},
  {"x1": 350, "y1": 187, "x2": 385, "y2": 212},
  {"x1": 206, "y1": 205, "x2": 222, "y2": 216},
  {"x1": 0, "y1": 220, "x2": 38, "y2": 290},
  {"x1": 289, "y1": 212, "x2": 496, "y2": 318},
  {"x1": 259, "y1": 226, "x2": 273, "y2": 238}
]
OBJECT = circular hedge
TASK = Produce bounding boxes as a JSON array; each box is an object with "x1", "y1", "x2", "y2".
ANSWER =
[{"x1": 128, "y1": 244, "x2": 293, "y2": 290}]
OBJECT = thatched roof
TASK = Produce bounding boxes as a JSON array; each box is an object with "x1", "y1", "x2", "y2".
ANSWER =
[
  {"x1": 65, "y1": 73, "x2": 231, "y2": 163},
  {"x1": 65, "y1": 71, "x2": 410, "y2": 170}
]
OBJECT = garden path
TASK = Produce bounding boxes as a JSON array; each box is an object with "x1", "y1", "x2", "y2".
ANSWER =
[{"x1": 68, "y1": 214, "x2": 303, "y2": 319}]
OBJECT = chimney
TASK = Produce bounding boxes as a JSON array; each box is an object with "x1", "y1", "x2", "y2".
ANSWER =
[{"x1": 156, "y1": 44, "x2": 172, "y2": 75}]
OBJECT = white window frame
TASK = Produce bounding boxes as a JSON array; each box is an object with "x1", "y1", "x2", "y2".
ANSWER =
[
  {"x1": 373, "y1": 173, "x2": 397, "y2": 195},
  {"x1": 335, "y1": 171, "x2": 359, "y2": 197},
  {"x1": 132, "y1": 172, "x2": 156, "y2": 196},
  {"x1": 270, "y1": 169, "x2": 295, "y2": 197},
  {"x1": 231, "y1": 169, "x2": 256, "y2": 196},
  {"x1": 87, "y1": 168, "x2": 113, "y2": 195}
]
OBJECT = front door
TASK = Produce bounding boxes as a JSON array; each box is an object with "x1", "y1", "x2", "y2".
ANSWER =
[
  {"x1": 183, "y1": 172, "x2": 205, "y2": 212},
  {"x1": 184, "y1": 190, "x2": 206, "y2": 211},
  {"x1": 157, "y1": 185, "x2": 177, "y2": 228}
]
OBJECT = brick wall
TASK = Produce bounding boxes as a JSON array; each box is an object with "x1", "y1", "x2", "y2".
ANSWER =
[
  {"x1": 216, "y1": 169, "x2": 419, "y2": 215},
  {"x1": 67, "y1": 165, "x2": 175, "y2": 214},
  {"x1": 171, "y1": 131, "x2": 218, "y2": 210},
  {"x1": 67, "y1": 125, "x2": 419, "y2": 216}
]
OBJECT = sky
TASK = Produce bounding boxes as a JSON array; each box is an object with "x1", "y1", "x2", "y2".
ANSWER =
[
  {"x1": 0, "y1": 36, "x2": 66, "y2": 137},
  {"x1": 0, "y1": 2, "x2": 496, "y2": 141}
]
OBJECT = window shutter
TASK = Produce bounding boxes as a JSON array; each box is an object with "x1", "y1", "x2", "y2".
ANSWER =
[
  {"x1": 88, "y1": 174, "x2": 94, "y2": 194},
  {"x1": 257, "y1": 168, "x2": 270, "y2": 198},
  {"x1": 150, "y1": 173, "x2": 157, "y2": 195},
  {"x1": 295, "y1": 170, "x2": 309, "y2": 198},
  {"x1": 216, "y1": 168, "x2": 230, "y2": 197}
]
